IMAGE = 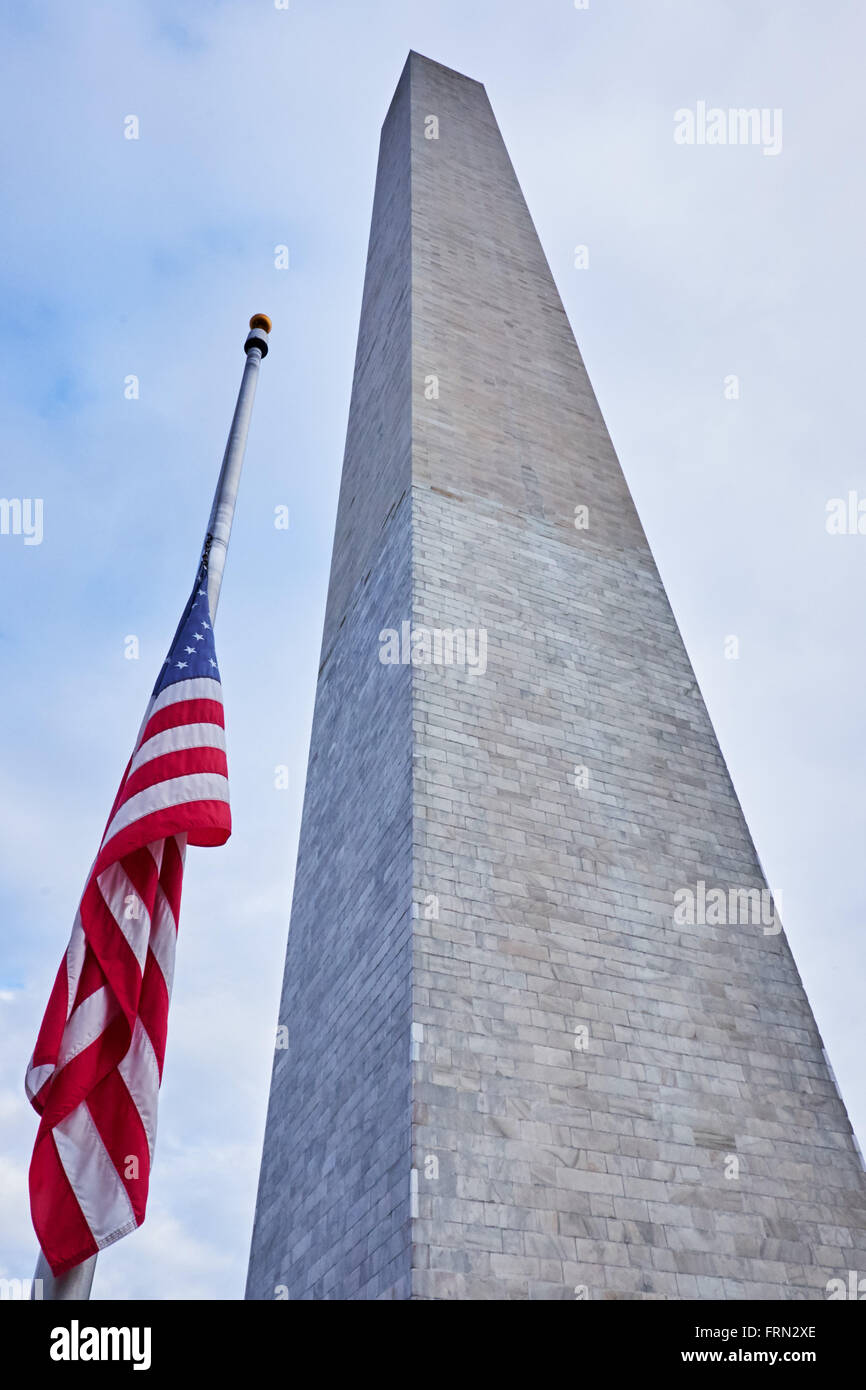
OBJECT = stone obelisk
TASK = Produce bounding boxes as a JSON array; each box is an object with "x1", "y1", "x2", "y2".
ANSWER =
[{"x1": 246, "y1": 53, "x2": 866, "y2": 1300}]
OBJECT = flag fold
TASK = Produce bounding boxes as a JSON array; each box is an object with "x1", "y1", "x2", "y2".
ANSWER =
[{"x1": 26, "y1": 561, "x2": 230, "y2": 1276}]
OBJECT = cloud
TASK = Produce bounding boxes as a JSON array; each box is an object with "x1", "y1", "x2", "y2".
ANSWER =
[{"x1": 1, "y1": 0, "x2": 865, "y2": 1299}]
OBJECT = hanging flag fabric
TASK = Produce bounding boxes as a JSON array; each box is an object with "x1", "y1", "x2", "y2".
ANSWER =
[{"x1": 25, "y1": 558, "x2": 231, "y2": 1276}]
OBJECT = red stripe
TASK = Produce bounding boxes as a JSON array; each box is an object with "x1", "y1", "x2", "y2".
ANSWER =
[
  {"x1": 138, "y1": 952, "x2": 170, "y2": 1077},
  {"x1": 32, "y1": 942, "x2": 113, "y2": 1116},
  {"x1": 80, "y1": 878, "x2": 143, "y2": 1027},
  {"x1": 117, "y1": 846, "x2": 161, "y2": 915},
  {"x1": 95, "y1": 801, "x2": 230, "y2": 875},
  {"x1": 37, "y1": 1013, "x2": 131, "y2": 1131},
  {"x1": 30, "y1": 1130, "x2": 98, "y2": 1277},
  {"x1": 100, "y1": 757, "x2": 133, "y2": 836},
  {"x1": 119, "y1": 746, "x2": 228, "y2": 803},
  {"x1": 141, "y1": 698, "x2": 224, "y2": 745},
  {"x1": 29, "y1": 957, "x2": 72, "y2": 1085},
  {"x1": 86, "y1": 1071, "x2": 150, "y2": 1226},
  {"x1": 71, "y1": 944, "x2": 108, "y2": 1013},
  {"x1": 160, "y1": 836, "x2": 185, "y2": 924}
]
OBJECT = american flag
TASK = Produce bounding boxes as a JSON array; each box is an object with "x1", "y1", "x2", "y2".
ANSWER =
[{"x1": 26, "y1": 555, "x2": 231, "y2": 1276}]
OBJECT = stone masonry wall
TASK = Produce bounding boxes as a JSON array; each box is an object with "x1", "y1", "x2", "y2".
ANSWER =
[{"x1": 407, "y1": 53, "x2": 866, "y2": 1299}]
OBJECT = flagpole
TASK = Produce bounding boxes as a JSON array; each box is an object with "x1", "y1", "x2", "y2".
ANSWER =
[
  {"x1": 32, "y1": 1248, "x2": 96, "y2": 1301},
  {"x1": 31, "y1": 313, "x2": 271, "y2": 1301},
  {"x1": 204, "y1": 314, "x2": 271, "y2": 621}
]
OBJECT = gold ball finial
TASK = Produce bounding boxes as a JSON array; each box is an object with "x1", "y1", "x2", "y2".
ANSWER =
[{"x1": 250, "y1": 313, "x2": 272, "y2": 333}]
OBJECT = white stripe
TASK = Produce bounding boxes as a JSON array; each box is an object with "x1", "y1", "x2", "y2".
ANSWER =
[
  {"x1": 145, "y1": 834, "x2": 184, "y2": 999},
  {"x1": 148, "y1": 885, "x2": 178, "y2": 999},
  {"x1": 96, "y1": 862, "x2": 151, "y2": 972},
  {"x1": 133, "y1": 678, "x2": 223, "y2": 752},
  {"x1": 56, "y1": 987, "x2": 119, "y2": 1071},
  {"x1": 25, "y1": 1061, "x2": 55, "y2": 1103},
  {"x1": 130, "y1": 722, "x2": 226, "y2": 775},
  {"x1": 117, "y1": 1019, "x2": 161, "y2": 1164},
  {"x1": 101, "y1": 773, "x2": 230, "y2": 849},
  {"x1": 26, "y1": 912, "x2": 88, "y2": 1101},
  {"x1": 148, "y1": 677, "x2": 222, "y2": 720},
  {"x1": 65, "y1": 913, "x2": 87, "y2": 1020},
  {"x1": 53, "y1": 1102, "x2": 138, "y2": 1247}
]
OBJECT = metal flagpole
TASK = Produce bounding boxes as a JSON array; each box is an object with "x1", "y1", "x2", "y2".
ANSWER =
[
  {"x1": 203, "y1": 314, "x2": 271, "y2": 620},
  {"x1": 31, "y1": 313, "x2": 271, "y2": 1301}
]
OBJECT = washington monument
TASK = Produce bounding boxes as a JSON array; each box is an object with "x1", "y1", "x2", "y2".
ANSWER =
[{"x1": 247, "y1": 53, "x2": 866, "y2": 1300}]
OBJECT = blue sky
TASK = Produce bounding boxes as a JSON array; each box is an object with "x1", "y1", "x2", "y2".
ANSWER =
[{"x1": 1, "y1": 0, "x2": 864, "y2": 1298}]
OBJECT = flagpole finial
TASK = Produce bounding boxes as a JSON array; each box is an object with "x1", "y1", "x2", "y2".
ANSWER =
[{"x1": 245, "y1": 314, "x2": 271, "y2": 358}]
